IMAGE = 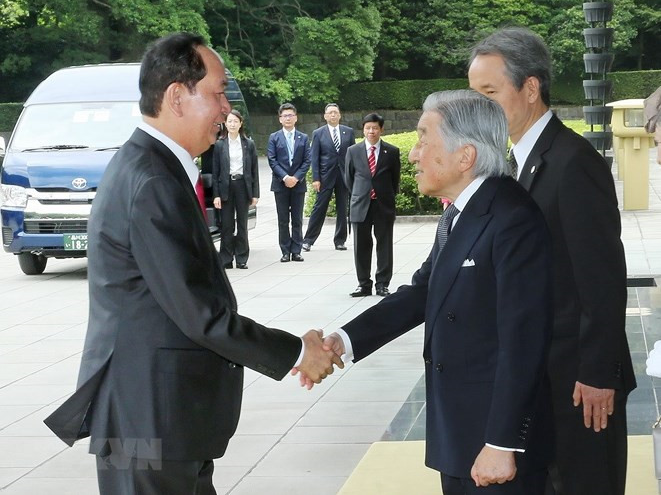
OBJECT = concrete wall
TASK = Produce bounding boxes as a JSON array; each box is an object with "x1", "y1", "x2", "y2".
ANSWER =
[{"x1": 248, "y1": 106, "x2": 585, "y2": 152}]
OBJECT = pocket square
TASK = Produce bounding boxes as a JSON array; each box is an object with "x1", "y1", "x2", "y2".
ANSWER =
[{"x1": 461, "y1": 259, "x2": 475, "y2": 267}]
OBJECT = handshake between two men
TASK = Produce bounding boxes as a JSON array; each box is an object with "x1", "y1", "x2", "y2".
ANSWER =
[{"x1": 294, "y1": 330, "x2": 345, "y2": 388}]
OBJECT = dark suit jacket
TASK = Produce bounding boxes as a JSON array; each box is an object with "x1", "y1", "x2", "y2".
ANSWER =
[
  {"x1": 44, "y1": 129, "x2": 301, "y2": 461},
  {"x1": 342, "y1": 177, "x2": 554, "y2": 478},
  {"x1": 267, "y1": 129, "x2": 311, "y2": 193},
  {"x1": 519, "y1": 115, "x2": 635, "y2": 406},
  {"x1": 212, "y1": 135, "x2": 259, "y2": 201},
  {"x1": 344, "y1": 140, "x2": 401, "y2": 223},
  {"x1": 310, "y1": 124, "x2": 355, "y2": 189}
]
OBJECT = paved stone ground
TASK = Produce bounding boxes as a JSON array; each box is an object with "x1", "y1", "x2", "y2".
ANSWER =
[{"x1": 0, "y1": 150, "x2": 659, "y2": 494}]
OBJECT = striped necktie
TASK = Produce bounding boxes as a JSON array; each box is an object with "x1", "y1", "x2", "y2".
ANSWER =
[
  {"x1": 436, "y1": 203, "x2": 459, "y2": 252},
  {"x1": 332, "y1": 127, "x2": 340, "y2": 153},
  {"x1": 368, "y1": 145, "x2": 377, "y2": 199}
]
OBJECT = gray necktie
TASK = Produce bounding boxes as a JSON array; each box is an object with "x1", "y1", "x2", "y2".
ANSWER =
[
  {"x1": 287, "y1": 132, "x2": 294, "y2": 163},
  {"x1": 436, "y1": 204, "x2": 459, "y2": 252},
  {"x1": 507, "y1": 149, "x2": 518, "y2": 179},
  {"x1": 332, "y1": 128, "x2": 340, "y2": 153}
]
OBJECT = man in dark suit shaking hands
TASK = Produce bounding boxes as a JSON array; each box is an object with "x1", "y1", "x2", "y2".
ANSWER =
[
  {"x1": 469, "y1": 27, "x2": 635, "y2": 495},
  {"x1": 302, "y1": 103, "x2": 355, "y2": 252},
  {"x1": 267, "y1": 103, "x2": 311, "y2": 262},
  {"x1": 314, "y1": 90, "x2": 554, "y2": 493},
  {"x1": 344, "y1": 113, "x2": 400, "y2": 297},
  {"x1": 43, "y1": 33, "x2": 342, "y2": 494}
]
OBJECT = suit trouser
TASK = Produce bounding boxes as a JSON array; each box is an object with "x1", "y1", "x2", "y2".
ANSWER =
[
  {"x1": 546, "y1": 396, "x2": 627, "y2": 495},
  {"x1": 274, "y1": 189, "x2": 305, "y2": 255},
  {"x1": 96, "y1": 453, "x2": 215, "y2": 495},
  {"x1": 441, "y1": 469, "x2": 547, "y2": 495},
  {"x1": 352, "y1": 200, "x2": 394, "y2": 289},
  {"x1": 303, "y1": 178, "x2": 348, "y2": 247},
  {"x1": 219, "y1": 178, "x2": 250, "y2": 265}
]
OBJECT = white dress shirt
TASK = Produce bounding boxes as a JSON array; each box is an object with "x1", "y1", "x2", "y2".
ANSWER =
[
  {"x1": 364, "y1": 139, "x2": 380, "y2": 162},
  {"x1": 228, "y1": 135, "x2": 243, "y2": 176},
  {"x1": 510, "y1": 110, "x2": 553, "y2": 179},
  {"x1": 138, "y1": 121, "x2": 198, "y2": 187}
]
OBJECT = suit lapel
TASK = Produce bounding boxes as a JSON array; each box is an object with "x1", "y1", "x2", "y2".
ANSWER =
[
  {"x1": 132, "y1": 129, "x2": 237, "y2": 309},
  {"x1": 519, "y1": 115, "x2": 562, "y2": 191},
  {"x1": 375, "y1": 141, "x2": 391, "y2": 175},
  {"x1": 424, "y1": 179, "x2": 497, "y2": 349},
  {"x1": 221, "y1": 140, "x2": 231, "y2": 178}
]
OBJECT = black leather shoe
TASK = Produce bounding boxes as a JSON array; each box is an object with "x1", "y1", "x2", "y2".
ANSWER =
[
  {"x1": 236, "y1": 263, "x2": 248, "y2": 269},
  {"x1": 291, "y1": 253, "x2": 304, "y2": 262},
  {"x1": 349, "y1": 286, "x2": 372, "y2": 297},
  {"x1": 302, "y1": 242, "x2": 311, "y2": 252},
  {"x1": 280, "y1": 254, "x2": 290, "y2": 262},
  {"x1": 376, "y1": 287, "x2": 390, "y2": 297},
  {"x1": 335, "y1": 244, "x2": 347, "y2": 251},
  {"x1": 223, "y1": 262, "x2": 233, "y2": 269}
]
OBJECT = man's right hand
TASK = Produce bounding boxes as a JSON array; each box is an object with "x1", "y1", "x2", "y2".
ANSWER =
[
  {"x1": 312, "y1": 180, "x2": 321, "y2": 192},
  {"x1": 284, "y1": 176, "x2": 298, "y2": 188},
  {"x1": 295, "y1": 332, "x2": 347, "y2": 389},
  {"x1": 296, "y1": 330, "x2": 344, "y2": 385},
  {"x1": 213, "y1": 197, "x2": 221, "y2": 209}
]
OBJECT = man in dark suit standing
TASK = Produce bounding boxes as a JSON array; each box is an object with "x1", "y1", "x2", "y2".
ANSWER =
[
  {"x1": 267, "y1": 103, "x2": 311, "y2": 262},
  {"x1": 469, "y1": 27, "x2": 635, "y2": 495},
  {"x1": 344, "y1": 113, "x2": 400, "y2": 297},
  {"x1": 43, "y1": 33, "x2": 341, "y2": 494},
  {"x1": 314, "y1": 90, "x2": 554, "y2": 494},
  {"x1": 302, "y1": 103, "x2": 355, "y2": 252}
]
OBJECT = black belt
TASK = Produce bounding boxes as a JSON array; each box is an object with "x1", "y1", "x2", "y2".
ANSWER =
[{"x1": 230, "y1": 174, "x2": 243, "y2": 180}]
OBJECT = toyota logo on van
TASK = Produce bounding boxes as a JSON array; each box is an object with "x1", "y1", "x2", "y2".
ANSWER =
[{"x1": 72, "y1": 178, "x2": 87, "y2": 189}]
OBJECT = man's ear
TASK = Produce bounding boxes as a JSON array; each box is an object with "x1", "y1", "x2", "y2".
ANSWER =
[
  {"x1": 163, "y1": 82, "x2": 184, "y2": 117},
  {"x1": 459, "y1": 144, "x2": 477, "y2": 173},
  {"x1": 526, "y1": 76, "x2": 542, "y2": 104}
]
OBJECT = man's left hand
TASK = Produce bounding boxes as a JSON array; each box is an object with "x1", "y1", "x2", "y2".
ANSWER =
[
  {"x1": 573, "y1": 381, "x2": 615, "y2": 432},
  {"x1": 470, "y1": 446, "x2": 516, "y2": 486}
]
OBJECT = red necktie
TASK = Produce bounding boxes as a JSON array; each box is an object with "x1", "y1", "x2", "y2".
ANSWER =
[
  {"x1": 195, "y1": 175, "x2": 208, "y2": 222},
  {"x1": 368, "y1": 145, "x2": 376, "y2": 199}
]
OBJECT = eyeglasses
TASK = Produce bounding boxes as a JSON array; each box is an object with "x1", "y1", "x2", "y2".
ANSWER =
[{"x1": 280, "y1": 113, "x2": 296, "y2": 119}]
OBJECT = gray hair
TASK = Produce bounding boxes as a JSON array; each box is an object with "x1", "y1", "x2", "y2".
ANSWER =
[
  {"x1": 469, "y1": 27, "x2": 552, "y2": 107},
  {"x1": 422, "y1": 90, "x2": 508, "y2": 178}
]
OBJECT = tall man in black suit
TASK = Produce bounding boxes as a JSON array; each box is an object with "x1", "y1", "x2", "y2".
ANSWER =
[
  {"x1": 344, "y1": 113, "x2": 400, "y2": 297},
  {"x1": 267, "y1": 103, "x2": 311, "y2": 262},
  {"x1": 302, "y1": 103, "x2": 355, "y2": 252},
  {"x1": 315, "y1": 90, "x2": 554, "y2": 494},
  {"x1": 469, "y1": 27, "x2": 635, "y2": 495},
  {"x1": 43, "y1": 33, "x2": 341, "y2": 494}
]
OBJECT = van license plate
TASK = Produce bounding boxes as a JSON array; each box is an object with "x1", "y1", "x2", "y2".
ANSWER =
[{"x1": 63, "y1": 233, "x2": 88, "y2": 251}]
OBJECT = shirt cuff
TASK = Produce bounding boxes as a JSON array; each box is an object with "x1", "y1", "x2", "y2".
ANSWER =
[
  {"x1": 293, "y1": 338, "x2": 304, "y2": 368},
  {"x1": 336, "y1": 328, "x2": 354, "y2": 362},
  {"x1": 485, "y1": 443, "x2": 524, "y2": 453}
]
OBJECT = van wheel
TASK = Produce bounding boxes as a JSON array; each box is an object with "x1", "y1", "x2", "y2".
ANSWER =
[{"x1": 18, "y1": 253, "x2": 47, "y2": 275}]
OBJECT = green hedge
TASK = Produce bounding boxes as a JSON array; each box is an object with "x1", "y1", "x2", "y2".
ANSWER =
[
  {"x1": 306, "y1": 120, "x2": 590, "y2": 217},
  {"x1": 338, "y1": 70, "x2": 661, "y2": 111},
  {"x1": 339, "y1": 79, "x2": 468, "y2": 112},
  {"x1": 0, "y1": 103, "x2": 23, "y2": 132},
  {"x1": 609, "y1": 70, "x2": 661, "y2": 101},
  {"x1": 305, "y1": 130, "x2": 444, "y2": 217}
]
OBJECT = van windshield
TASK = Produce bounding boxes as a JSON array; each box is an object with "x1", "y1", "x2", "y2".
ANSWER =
[{"x1": 10, "y1": 102, "x2": 143, "y2": 152}]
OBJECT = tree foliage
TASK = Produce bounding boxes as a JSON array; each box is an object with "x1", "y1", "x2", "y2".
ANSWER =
[{"x1": 0, "y1": 0, "x2": 658, "y2": 105}]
